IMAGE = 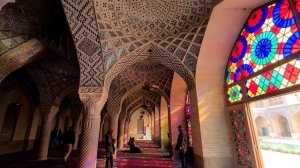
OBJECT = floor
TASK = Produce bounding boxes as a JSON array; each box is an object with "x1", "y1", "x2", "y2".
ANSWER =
[{"x1": 0, "y1": 140, "x2": 180, "y2": 168}]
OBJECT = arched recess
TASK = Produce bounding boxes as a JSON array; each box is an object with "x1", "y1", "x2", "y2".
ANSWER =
[
  {"x1": 128, "y1": 108, "x2": 151, "y2": 139},
  {"x1": 221, "y1": 0, "x2": 300, "y2": 167},
  {"x1": 271, "y1": 114, "x2": 292, "y2": 137},
  {"x1": 106, "y1": 59, "x2": 172, "y2": 116},
  {"x1": 291, "y1": 111, "x2": 300, "y2": 138},
  {"x1": 0, "y1": 70, "x2": 39, "y2": 154},
  {"x1": 104, "y1": 43, "x2": 195, "y2": 91},
  {"x1": 255, "y1": 116, "x2": 269, "y2": 137},
  {"x1": 0, "y1": 89, "x2": 35, "y2": 154},
  {"x1": 122, "y1": 97, "x2": 157, "y2": 141}
]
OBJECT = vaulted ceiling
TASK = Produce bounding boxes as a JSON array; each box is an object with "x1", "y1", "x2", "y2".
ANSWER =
[
  {"x1": 94, "y1": 0, "x2": 213, "y2": 73},
  {"x1": 0, "y1": 0, "x2": 216, "y2": 118}
]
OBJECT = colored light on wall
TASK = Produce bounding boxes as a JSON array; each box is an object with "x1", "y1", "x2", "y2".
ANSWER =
[{"x1": 186, "y1": 91, "x2": 193, "y2": 147}]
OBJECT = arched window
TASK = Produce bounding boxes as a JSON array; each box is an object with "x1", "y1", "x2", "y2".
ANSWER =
[
  {"x1": 225, "y1": 1, "x2": 300, "y2": 167},
  {"x1": 225, "y1": 0, "x2": 300, "y2": 104}
]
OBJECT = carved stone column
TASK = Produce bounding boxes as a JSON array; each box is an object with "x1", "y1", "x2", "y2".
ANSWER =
[
  {"x1": 78, "y1": 87, "x2": 108, "y2": 168},
  {"x1": 38, "y1": 106, "x2": 58, "y2": 160}
]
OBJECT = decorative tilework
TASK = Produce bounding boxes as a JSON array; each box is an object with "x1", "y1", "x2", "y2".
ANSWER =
[
  {"x1": 227, "y1": 84, "x2": 243, "y2": 103},
  {"x1": 61, "y1": 0, "x2": 104, "y2": 87},
  {"x1": 246, "y1": 59, "x2": 300, "y2": 97}
]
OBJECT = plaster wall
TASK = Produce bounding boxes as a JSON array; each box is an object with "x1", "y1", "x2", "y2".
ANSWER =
[
  {"x1": 160, "y1": 96, "x2": 169, "y2": 151},
  {"x1": 194, "y1": 0, "x2": 271, "y2": 167},
  {"x1": 169, "y1": 73, "x2": 187, "y2": 159}
]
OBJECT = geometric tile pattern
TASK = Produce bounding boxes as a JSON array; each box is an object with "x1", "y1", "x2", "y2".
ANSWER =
[
  {"x1": 95, "y1": 0, "x2": 212, "y2": 39},
  {"x1": 107, "y1": 58, "x2": 172, "y2": 113},
  {"x1": 227, "y1": 84, "x2": 243, "y2": 103},
  {"x1": 155, "y1": 19, "x2": 209, "y2": 73},
  {"x1": 105, "y1": 43, "x2": 195, "y2": 90},
  {"x1": 26, "y1": 60, "x2": 79, "y2": 107},
  {"x1": 61, "y1": 0, "x2": 104, "y2": 86},
  {"x1": 246, "y1": 59, "x2": 300, "y2": 97},
  {"x1": 0, "y1": 38, "x2": 43, "y2": 82},
  {"x1": 226, "y1": 0, "x2": 300, "y2": 85},
  {"x1": 0, "y1": 31, "x2": 26, "y2": 55},
  {"x1": 93, "y1": 0, "x2": 212, "y2": 75}
]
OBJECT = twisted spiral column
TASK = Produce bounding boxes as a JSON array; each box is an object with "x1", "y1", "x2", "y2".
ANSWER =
[
  {"x1": 78, "y1": 115, "x2": 101, "y2": 168},
  {"x1": 78, "y1": 86, "x2": 108, "y2": 168}
]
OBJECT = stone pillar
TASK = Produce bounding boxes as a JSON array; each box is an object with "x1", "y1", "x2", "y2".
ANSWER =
[
  {"x1": 78, "y1": 87, "x2": 108, "y2": 168},
  {"x1": 109, "y1": 112, "x2": 120, "y2": 140},
  {"x1": 117, "y1": 117, "x2": 125, "y2": 149},
  {"x1": 154, "y1": 106, "x2": 160, "y2": 144},
  {"x1": 169, "y1": 73, "x2": 187, "y2": 159},
  {"x1": 123, "y1": 119, "x2": 128, "y2": 144},
  {"x1": 126, "y1": 120, "x2": 130, "y2": 143},
  {"x1": 151, "y1": 112, "x2": 155, "y2": 140},
  {"x1": 38, "y1": 106, "x2": 58, "y2": 160}
]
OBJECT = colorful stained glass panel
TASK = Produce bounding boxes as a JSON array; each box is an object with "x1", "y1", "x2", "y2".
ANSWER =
[
  {"x1": 227, "y1": 84, "x2": 243, "y2": 103},
  {"x1": 246, "y1": 59, "x2": 300, "y2": 97},
  {"x1": 226, "y1": 0, "x2": 300, "y2": 86}
]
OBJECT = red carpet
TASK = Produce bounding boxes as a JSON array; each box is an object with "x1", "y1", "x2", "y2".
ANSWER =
[{"x1": 0, "y1": 140, "x2": 179, "y2": 168}]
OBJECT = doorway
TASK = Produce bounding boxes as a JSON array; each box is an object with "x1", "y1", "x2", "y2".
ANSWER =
[{"x1": 250, "y1": 92, "x2": 300, "y2": 168}]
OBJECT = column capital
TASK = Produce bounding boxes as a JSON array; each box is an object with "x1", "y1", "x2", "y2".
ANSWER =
[{"x1": 78, "y1": 86, "x2": 108, "y2": 116}]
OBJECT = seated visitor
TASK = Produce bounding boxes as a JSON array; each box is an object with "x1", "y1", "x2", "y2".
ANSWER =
[{"x1": 128, "y1": 137, "x2": 142, "y2": 153}]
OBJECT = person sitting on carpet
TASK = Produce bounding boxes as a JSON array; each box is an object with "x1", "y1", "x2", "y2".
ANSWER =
[{"x1": 128, "y1": 137, "x2": 142, "y2": 153}]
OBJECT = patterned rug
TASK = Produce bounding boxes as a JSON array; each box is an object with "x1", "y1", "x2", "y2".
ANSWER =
[{"x1": 0, "y1": 140, "x2": 179, "y2": 168}]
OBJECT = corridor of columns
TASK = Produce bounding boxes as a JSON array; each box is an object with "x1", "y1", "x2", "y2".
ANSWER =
[{"x1": 3, "y1": 0, "x2": 300, "y2": 168}]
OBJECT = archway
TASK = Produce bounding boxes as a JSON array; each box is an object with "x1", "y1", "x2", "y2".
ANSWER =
[
  {"x1": 255, "y1": 116, "x2": 269, "y2": 137},
  {"x1": 128, "y1": 109, "x2": 150, "y2": 140},
  {"x1": 271, "y1": 115, "x2": 292, "y2": 138}
]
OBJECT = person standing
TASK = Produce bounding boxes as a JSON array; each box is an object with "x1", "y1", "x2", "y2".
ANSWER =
[
  {"x1": 105, "y1": 129, "x2": 115, "y2": 168},
  {"x1": 49, "y1": 127, "x2": 58, "y2": 149},
  {"x1": 175, "y1": 125, "x2": 188, "y2": 168},
  {"x1": 63, "y1": 127, "x2": 75, "y2": 162},
  {"x1": 58, "y1": 129, "x2": 63, "y2": 149}
]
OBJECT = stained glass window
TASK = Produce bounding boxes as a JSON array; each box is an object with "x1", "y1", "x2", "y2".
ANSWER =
[
  {"x1": 227, "y1": 84, "x2": 243, "y2": 103},
  {"x1": 185, "y1": 91, "x2": 193, "y2": 147},
  {"x1": 246, "y1": 59, "x2": 300, "y2": 97},
  {"x1": 225, "y1": 0, "x2": 300, "y2": 104}
]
